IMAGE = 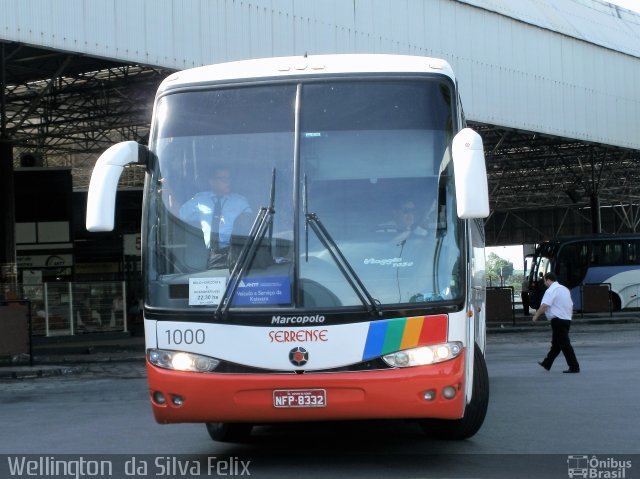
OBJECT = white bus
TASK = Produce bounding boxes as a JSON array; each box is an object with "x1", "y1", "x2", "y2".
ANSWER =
[
  {"x1": 86, "y1": 54, "x2": 490, "y2": 441},
  {"x1": 528, "y1": 234, "x2": 640, "y2": 310}
]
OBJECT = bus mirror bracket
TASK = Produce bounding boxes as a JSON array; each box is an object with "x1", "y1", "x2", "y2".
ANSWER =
[
  {"x1": 451, "y1": 128, "x2": 490, "y2": 219},
  {"x1": 86, "y1": 141, "x2": 148, "y2": 232}
]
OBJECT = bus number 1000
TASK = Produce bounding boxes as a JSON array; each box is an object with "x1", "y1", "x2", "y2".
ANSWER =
[{"x1": 163, "y1": 329, "x2": 206, "y2": 345}]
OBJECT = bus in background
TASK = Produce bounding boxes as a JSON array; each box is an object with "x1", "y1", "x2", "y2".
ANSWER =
[
  {"x1": 528, "y1": 234, "x2": 640, "y2": 311},
  {"x1": 86, "y1": 54, "x2": 490, "y2": 442}
]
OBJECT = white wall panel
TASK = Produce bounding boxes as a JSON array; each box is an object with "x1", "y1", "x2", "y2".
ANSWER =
[
  {"x1": 1, "y1": 0, "x2": 639, "y2": 149},
  {"x1": 87, "y1": 1, "x2": 116, "y2": 59},
  {"x1": 114, "y1": 0, "x2": 145, "y2": 62}
]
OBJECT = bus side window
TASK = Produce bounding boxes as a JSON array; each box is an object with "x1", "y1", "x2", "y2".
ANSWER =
[
  {"x1": 601, "y1": 241, "x2": 623, "y2": 265},
  {"x1": 627, "y1": 241, "x2": 640, "y2": 264},
  {"x1": 590, "y1": 242, "x2": 600, "y2": 265},
  {"x1": 557, "y1": 243, "x2": 589, "y2": 288}
]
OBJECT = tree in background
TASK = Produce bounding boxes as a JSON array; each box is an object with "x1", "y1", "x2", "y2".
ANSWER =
[{"x1": 486, "y1": 252, "x2": 514, "y2": 286}]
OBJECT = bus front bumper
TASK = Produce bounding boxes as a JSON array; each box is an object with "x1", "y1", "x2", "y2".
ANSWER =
[{"x1": 147, "y1": 351, "x2": 466, "y2": 424}]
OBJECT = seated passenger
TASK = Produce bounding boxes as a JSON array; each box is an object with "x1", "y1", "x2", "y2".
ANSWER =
[
  {"x1": 376, "y1": 195, "x2": 435, "y2": 243},
  {"x1": 179, "y1": 165, "x2": 251, "y2": 268}
]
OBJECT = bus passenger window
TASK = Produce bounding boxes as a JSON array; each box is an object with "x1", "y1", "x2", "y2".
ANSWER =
[
  {"x1": 556, "y1": 243, "x2": 589, "y2": 288},
  {"x1": 627, "y1": 241, "x2": 640, "y2": 264}
]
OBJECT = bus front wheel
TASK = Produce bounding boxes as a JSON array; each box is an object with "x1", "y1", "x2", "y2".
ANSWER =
[
  {"x1": 205, "y1": 422, "x2": 253, "y2": 442},
  {"x1": 418, "y1": 343, "x2": 489, "y2": 440}
]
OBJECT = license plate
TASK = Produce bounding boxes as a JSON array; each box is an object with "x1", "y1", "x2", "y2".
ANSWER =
[{"x1": 273, "y1": 389, "x2": 327, "y2": 408}]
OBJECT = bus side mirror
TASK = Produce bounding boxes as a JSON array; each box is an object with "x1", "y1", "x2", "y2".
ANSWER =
[
  {"x1": 452, "y1": 128, "x2": 490, "y2": 219},
  {"x1": 86, "y1": 141, "x2": 147, "y2": 232}
]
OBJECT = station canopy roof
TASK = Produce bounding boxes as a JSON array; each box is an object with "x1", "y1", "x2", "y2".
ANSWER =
[{"x1": 2, "y1": 41, "x2": 640, "y2": 243}]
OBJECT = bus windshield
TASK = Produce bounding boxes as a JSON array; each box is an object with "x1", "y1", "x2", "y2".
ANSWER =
[{"x1": 145, "y1": 78, "x2": 461, "y2": 314}]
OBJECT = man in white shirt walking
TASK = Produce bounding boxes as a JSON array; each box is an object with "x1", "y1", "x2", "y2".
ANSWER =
[{"x1": 532, "y1": 272, "x2": 581, "y2": 373}]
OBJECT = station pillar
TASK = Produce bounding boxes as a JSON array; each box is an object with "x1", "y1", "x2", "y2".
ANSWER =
[
  {"x1": 590, "y1": 193, "x2": 601, "y2": 234},
  {"x1": 0, "y1": 140, "x2": 17, "y2": 298}
]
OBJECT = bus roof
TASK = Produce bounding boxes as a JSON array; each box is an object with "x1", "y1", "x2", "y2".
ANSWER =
[{"x1": 158, "y1": 54, "x2": 456, "y2": 94}]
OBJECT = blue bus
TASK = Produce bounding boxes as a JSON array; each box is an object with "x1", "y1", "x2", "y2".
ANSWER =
[{"x1": 528, "y1": 234, "x2": 640, "y2": 311}]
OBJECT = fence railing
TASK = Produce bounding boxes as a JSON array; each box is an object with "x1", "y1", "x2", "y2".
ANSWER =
[{"x1": 2, "y1": 281, "x2": 135, "y2": 336}]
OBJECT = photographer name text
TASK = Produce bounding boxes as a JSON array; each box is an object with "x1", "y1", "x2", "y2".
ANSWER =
[{"x1": 7, "y1": 456, "x2": 251, "y2": 478}]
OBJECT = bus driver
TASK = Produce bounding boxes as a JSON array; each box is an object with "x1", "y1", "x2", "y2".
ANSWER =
[{"x1": 179, "y1": 165, "x2": 251, "y2": 268}]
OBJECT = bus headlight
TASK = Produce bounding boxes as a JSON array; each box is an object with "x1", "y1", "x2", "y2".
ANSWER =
[
  {"x1": 382, "y1": 342, "x2": 463, "y2": 368},
  {"x1": 148, "y1": 349, "x2": 220, "y2": 372}
]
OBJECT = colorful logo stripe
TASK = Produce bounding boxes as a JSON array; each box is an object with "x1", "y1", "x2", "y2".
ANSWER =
[{"x1": 362, "y1": 315, "x2": 448, "y2": 360}]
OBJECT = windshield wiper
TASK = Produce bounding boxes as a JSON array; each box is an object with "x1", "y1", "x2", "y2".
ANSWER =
[
  {"x1": 303, "y1": 176, "x2": 382, "y2": 317},
  {"x1": 215, "y1": 168, "x2": 276, "y2": 320}
]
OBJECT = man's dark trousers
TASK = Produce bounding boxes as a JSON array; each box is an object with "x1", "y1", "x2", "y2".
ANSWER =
[{"x1": 541, "y1": 318, "x2": 580, "y2": 371}]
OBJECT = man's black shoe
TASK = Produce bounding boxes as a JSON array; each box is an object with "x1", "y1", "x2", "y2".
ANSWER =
[
  {"x1": 563, "y1": 369, "x2": 580, "y2": 374},
  {"x1": 538, "y1": 361, "x2": 550, "y2": 371}
]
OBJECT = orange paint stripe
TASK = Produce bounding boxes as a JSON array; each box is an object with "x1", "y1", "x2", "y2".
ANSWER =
[{"x1": 400, "y1": 316, "x2": 424, "y2": 349}]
